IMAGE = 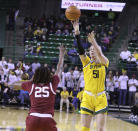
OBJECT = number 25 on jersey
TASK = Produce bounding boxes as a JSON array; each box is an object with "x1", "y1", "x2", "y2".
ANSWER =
[{"x1": 35, "y1": 86, "x2": 49, "y2": 98}]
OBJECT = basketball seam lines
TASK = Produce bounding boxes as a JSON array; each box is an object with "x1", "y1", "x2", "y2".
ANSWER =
[{"x1": 66, "y1": 12, "x2": 80, "y2": 15}]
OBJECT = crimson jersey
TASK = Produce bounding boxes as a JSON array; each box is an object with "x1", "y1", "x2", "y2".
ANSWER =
[{"x1": 22, "y1": 75, "x2": 59, "y2": 116}]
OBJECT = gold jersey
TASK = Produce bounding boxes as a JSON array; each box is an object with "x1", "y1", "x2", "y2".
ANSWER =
[
  {"x1": 81, "y1": 56, "x2": 109, "y2": 94},
  {"x1": 61, "y1": 91, "x2": 69, "y2": 99}
]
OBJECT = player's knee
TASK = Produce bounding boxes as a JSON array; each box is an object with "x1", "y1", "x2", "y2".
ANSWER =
[{"x1": 81, "y1": 114, "x2": 92, "y2": 128}]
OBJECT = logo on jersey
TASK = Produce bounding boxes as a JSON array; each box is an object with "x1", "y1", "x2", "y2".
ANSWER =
[{"x1": 90, "y1": 65, "x2": 101, "y2": 69}]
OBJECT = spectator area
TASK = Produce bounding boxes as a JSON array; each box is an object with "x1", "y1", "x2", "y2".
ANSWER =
[
  {"x1": 118, "y1": 26, "x2": 138, "y2": 74},
  {"x1": 24, "y1": 15, "x2": 119, "y2": 65}
]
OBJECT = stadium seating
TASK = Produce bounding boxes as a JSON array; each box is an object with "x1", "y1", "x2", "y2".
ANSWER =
[
  {"x1": 118, "y1": 27, "x2": 138, "y2": 75},
  {"x1": 24, "y1": 15, "x2": 120, "y2": 66},
  {"x1": 128, "y1": 41, "x2": 138, "y2": 52}
]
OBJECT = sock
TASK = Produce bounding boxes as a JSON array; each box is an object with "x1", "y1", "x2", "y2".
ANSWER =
[{"x1": 81, "y1": 126, "x2": 90, "y2": 131}]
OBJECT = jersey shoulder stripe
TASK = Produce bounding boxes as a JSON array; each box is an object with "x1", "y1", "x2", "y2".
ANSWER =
[{"x1": 29, "y1": 84, "x2": 34, "y2": 96}]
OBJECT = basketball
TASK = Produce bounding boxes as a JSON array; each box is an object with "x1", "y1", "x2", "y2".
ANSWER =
[{"x1": 65, "y1": 5, "x2": 81, "y2": 21}]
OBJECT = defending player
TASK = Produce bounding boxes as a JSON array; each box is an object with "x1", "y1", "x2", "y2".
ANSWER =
[
  {"x1": 12, "y1": 45, "x2": 66, "y2": 131},
  {"x1": 72, "y1": 20, "x2": 109, "y2": 131}
]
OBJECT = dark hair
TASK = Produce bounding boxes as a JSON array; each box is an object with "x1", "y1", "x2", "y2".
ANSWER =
[{"x1": 32, "y1": 66, "x2": 52, "y2": 84}]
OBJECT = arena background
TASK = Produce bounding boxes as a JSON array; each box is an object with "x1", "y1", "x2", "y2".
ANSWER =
[
  {"x1": 0, "y1": 0, "x2": 137, "y2": 71},
  {"x1": 0, "y1": 0, "x2": 138, "y2": 130}
]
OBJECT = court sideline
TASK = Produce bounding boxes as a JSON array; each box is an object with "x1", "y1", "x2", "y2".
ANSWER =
[{"x1": 0, "y1": 107, "x2": 138, "y2": 131}]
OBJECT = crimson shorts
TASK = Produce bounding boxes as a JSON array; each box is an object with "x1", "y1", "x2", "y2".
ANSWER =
[{"x1": 26, "y1": 115, "x2": 57, "y2": 131}]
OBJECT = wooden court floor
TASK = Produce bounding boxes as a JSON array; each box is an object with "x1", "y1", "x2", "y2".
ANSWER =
[{"x1": 0, "y1": 107, "x2": 138, "y2": 131}]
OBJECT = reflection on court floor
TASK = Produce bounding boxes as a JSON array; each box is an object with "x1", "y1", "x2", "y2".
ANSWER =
[{"x1": 0, "y1": 107, "x2": 138, "y2": 131}]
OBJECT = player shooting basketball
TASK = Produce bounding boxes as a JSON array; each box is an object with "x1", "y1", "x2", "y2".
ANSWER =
[{"x1": 72, "y1": 20, "x2": 109, "y2": 131}]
